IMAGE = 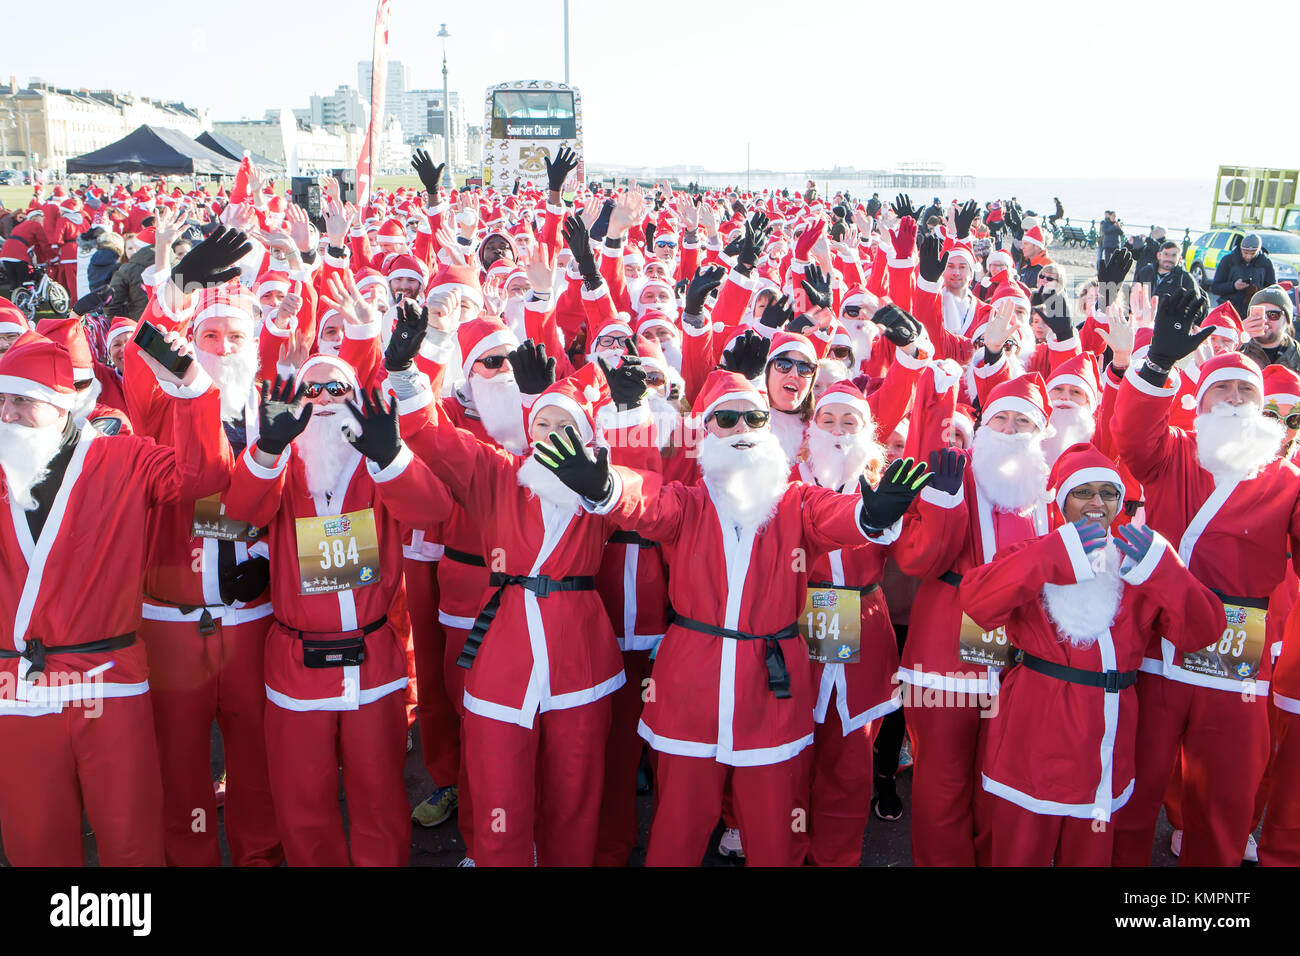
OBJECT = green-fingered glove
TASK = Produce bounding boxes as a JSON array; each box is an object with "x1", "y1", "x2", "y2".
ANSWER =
[
  {"x1": 532, "y1": 425, "x2": 612, "y2": 501},
  {"x1": 858, "y1": 457, "x2": 933, "y2": 533}
]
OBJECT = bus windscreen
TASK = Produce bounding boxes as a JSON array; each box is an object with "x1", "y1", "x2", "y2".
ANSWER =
[{"x1": 490, "y1": 90, "x2": 576, "y2": 139}]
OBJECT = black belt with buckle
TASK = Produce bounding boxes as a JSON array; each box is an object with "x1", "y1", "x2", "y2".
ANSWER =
[
  {"x1": 0, "y1": 633, "x2": 136, "y2": 682},
  {"x1": 808, "y1": 581, "x2": 881, "y2": 596},
  {"x1": 1016, "y1": 650, "x2": 1138, "y2": 693},
  {"x1": 608, "y1": 530, "x2": 659, "y2": 549},
  {"x1": 671, "y1": 614, "x2": 799, "y2": 699},
  {"x1": 458, "y1": 573, "x2": 597, "y2": 670}
]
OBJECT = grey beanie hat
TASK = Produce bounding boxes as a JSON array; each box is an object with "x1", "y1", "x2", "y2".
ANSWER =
[
  {"x1": 1241, "y1": 233, "x2": 1262, "y2": 250},
  {"x1": 1250, "y1": 284, "x2": 1294, "y2": 320}
]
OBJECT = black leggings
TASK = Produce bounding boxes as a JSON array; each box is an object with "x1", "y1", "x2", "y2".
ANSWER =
[
  {"x1": 872, "y1": 624, "x2": 909, "y2": 777},
  {"x1": 2, "y1": 259, "x2": 35, "y2": 289}
]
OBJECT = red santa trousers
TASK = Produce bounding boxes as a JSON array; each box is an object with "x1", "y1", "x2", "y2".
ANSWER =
[
  {"x1": 596, "y1": 648, "x2": 653, "y2": 867},
  {"x1": 463, "y1": 699, "x2": 611, "y2": 866},
  {"x1": 1251, "y1": 696, "x2": 1283, "y2": 832},
  {"x1": 646, "y1": 753, "x2": 805, "y2": 867},
  {"x1": 0, "y1": 694, "x2": 165, "y2": 866},
  {"x1": 405, "y1": 557, "x2": 459, "y2": 786},
  {"x1": 442, "y1": 624, "x2": 476, "y2": 858},
  {"x1": 139, "y1": 615, "x2": 281, "y2": 867},
  {"x1": 904, "y1": 694, "x2": 994, "y2": 866},
  {"x1": 264, "y1": 693, "x2": 411, "y2": 866},
  {"x1": 991, "y1": 796, "x2": 1113, "y2": 866},
  {"x1": 1259, "y1": 707, "x2": 1300, "y2": 866},
  {"x1": 801, "y1": 705, "x2": 881, "y2": 866},
  {"x1": 1111, "y1": 673, "x2": 1269, "y2": 867}
]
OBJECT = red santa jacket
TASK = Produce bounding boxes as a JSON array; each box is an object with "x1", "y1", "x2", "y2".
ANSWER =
[{"x1": 961, "y1": 525, "x2": 1223, "y2": 819}]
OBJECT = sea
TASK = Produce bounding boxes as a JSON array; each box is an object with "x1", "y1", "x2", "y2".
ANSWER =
[{"x1": 692, "y1": 175, "x2": 1217, "y2": 241}]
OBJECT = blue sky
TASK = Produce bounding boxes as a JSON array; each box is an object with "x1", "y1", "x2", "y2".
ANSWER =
[{"x1": 7, "y1": 0, "x2": 1297, "y2": 179}]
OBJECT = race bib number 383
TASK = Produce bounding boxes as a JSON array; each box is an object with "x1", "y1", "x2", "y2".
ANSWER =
[
  {"x1": 295, "y1": 508, "x2": 381, "y2": 596},
  {"x1": 799, "y1": 587, "x2": 861, "y2": 664},
  {"x1": 1180, "y1": 602, "x2": 1266, "y2": 682}
]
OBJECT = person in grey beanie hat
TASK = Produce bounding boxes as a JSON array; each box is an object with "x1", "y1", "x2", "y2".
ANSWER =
[
  {"x1": 1239, "y1": 284, "x2": 1300, "y2": 373},
  {"x1": 1212, "y1": 233, "x2": 1276, "y2": 319}
]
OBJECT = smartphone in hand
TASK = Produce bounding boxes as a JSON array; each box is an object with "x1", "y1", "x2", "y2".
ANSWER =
[{"x1": 133, "y1": 320, "x2": 194, "y2": 379}]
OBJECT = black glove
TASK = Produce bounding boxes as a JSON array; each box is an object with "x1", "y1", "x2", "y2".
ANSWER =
[
  {"x1": 561, "y1": 214, "x2": 601, "y2": 290},
  {"x1": 1097, "y1": 247, "x2": 1134, "y2": 308},
  {"x1": 1036, "y1": 291, "x2": 1073, "y2": 342},
  {"x1": 684, "y1": 265, "x2": 725, "y2": 315},
  {"x1": 598, "y1": 338, "x2": 648, "y2": 410},
  {"x1": 343, "y1": 387, "x2": 402, "y2": 470},
  {"x1": 171, "y1": 224, "x2": 252, "y2": 291},
  {"x1": 927, "y1": 448, "x2": 966, "y2": 496},
  {"x1": 749, "y1": 210, "x2": 770, "y2": 235},
  {"x1": 384, "y1": 300, "x2": 428, "y2": 371},
  {"x1": 917, "y1": 232, "x2": 947, "y2": 283},
  {"x1": 719, "y1": 329, "x2": 771, "y2": 379},
  {"x1": 758, "y1": 293, "x2": 794, "y2": 330},
  {"x1": 872, "y1": 303, "x2": 921, "y2": 348},
  {"x1": 722, "y1": 229, "x2": 746, "y2": 261},
  {"x1": 954, "y1": 200, "x2": 979, "y2": 239},
  {"x1": 643, "y1": 220, "x2": 656, "y2": 251},
  {"x1": 589, "y1": 198, "x2": 615, "y2": 243},
  {"x1": 545, "y1": 145, "x2": 579, "y2": 193},
  {"x1": 257, "y1": 376, "x2": 312, "y2": 457},
  {"x1": 72, "y1": 289, "x2": 108, "y2": 315},
  {"x1": 858, "y1": 457, "x2": 933, "y2": 533},
  {"x1": 220, "y1": 556, "x2": 270, "y2": 604},
  {"x1": 507, "y1": 340, "x2": 557, "y2": 396},
  {"x1": 533, "y1": 425, "x2": 612, "y2": 501},
  {"x1": 800, "y1": 263, "x2": 832, "y2": 311},
  {"x1": 1146, "y1": 287, "x2": 1211, "y2": 372},
  {"x1": 736, "y1": 222, "x2": 769, "y2": 277},
  {"x1": 786, "y1": 314, "x2": 816, "y2": 335},
  {"x1": 411, "y1": 149, "x2": 445, "y2": 196},
  {"x1": 891, "y1": 193, "x2": 921, "y2": 222},
  {"x1": 1004, "y1": 201, "x2": 1024, "y2": 240}
]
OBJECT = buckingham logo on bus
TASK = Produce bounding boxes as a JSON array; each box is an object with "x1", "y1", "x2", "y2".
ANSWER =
[{"x1": 492, "y1": 118, "x2": 576, "y2": 139}]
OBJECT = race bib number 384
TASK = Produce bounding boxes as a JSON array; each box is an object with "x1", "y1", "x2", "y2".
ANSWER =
[{"x1": 295, "y1": 508, "x2": 381, "y2": 596}]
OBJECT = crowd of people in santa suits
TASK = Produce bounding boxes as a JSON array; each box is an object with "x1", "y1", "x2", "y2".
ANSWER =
[{"x1": 2, "y1": 142, "x2": 1300, "y2": 869}]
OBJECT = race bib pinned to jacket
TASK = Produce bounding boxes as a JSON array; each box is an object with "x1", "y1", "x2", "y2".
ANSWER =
[{"x1": 296, "y1": 508, "x2": 381, "y2": 595}]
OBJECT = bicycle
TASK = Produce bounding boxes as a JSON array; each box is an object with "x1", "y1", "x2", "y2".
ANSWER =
[{"x1": 12, "y1": 265, "x2": 70, "y2": 321}]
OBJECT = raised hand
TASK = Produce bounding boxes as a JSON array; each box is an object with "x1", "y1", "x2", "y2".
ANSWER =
[
  {"x1": 285, "y1": 202, "x2": 313, "y2": 253},
  {"x1": 873, "y1": 303, "x2": 922, "y2": 348},
  {"x1": 598, "y1": 337, "x2": 648, "y2": 409},
  {"x1": 736, "y1": 222, "x2": 766, "y2": 276},
  {"x1": 1072, "y1": 519, "x2": 1108, "y2": 555},
  {"x1": 278, "y1": 326, "x2": 311, "y2": 370},
  {"x1": 608, "y1": 186, "x2": 644, "y2": 238},
  {"x1": 1036, "y1": 290, "x2": 1074, "y2": 342},
  {"x1": 719, "y1": 329, "x2": 771, "y2": 379},
  {"x1": 1114, "y1": 523, "x2": 1156, "y2": 565},
  {"x1": 257, "y1": 376, "x2": 312, "y2": 456},
  {"x1": 800, "y1": 263, "x2": 832, "y2": 311},
  {"x1": 170, "y1": 224, "x2": 252, "y2": 292},
  {"x1": 1004, "y1": 200, "x2": 1024, "y2": 239},
  {"x1": 343, "y1": 388, "x2": 402, "y2": 469},
  {"x1": 1147, "y1": 287, "x2": 1211, "y2": 371},
  {"x1": 891, "y1": 193, "x2": 921, "y2": 222},
  {"x1": 983, "y1": 297, "x2": 1018, "y2": 354},
  {"x1": 508, "y1": 340, "x2": 557, "y2": 396},
  {"x1": 545, "y1": 145, "x2": 579, "y2": 194},
  {"x1": 1097, "y1": 301, "x2": 1135, "y2": 366},
  {"x1": 859, "y1": 457, "x2": 933, "y2": 533},
  {"x1": 1097, "y1": 246, "x2": 1134, "y2": 308},
  {"x1": 684, "y1": 265, "x2": 725, "y2": 315},
  {"x1": 927, "y1": 447, "x2": 967, "y2": 495},
  {"x1": 889, "y1": 216, "x2": 918, "y2": 259},
  {"x1": 520, "y1": 243, "x2": 555, "y2": 292},
  {"x1": 532, "y1": 424, "x2": 612, "y2": 501},
  {"x1": 411, "y1": 148, "x2": 446, "y2": 196},
  {"x1": 794, "y1": 219, "x2": 825, "y2": 262},
  {"x1": 759, "y1": 293, "x2": 794, "y2": 330},
  {"x1": 323, "y1": 197, "x2": 350, "y2": 248},
  {"x1": 954, "y1": 200, "x2": 979, "y2": 239},
  {"x1": 384, "y1": 299, "x2": 429, "y2": 372},
  {"x1": 917, "y1": 231, "x2": 947, "y2": 283},
  {"x1": 562, "y1": 214, "x2": 600, "y2": 289}
]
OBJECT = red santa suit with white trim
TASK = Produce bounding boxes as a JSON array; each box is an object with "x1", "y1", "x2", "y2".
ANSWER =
[
  {"x1": 960, "y1": 444, "x2": 1223, "y2": 865},
  {"x1": 0, "y1": 329, "x2": 228, "y2": 866},
  {"x1": 1109, "y1": 346, "x2": 1300, "y2": 866}
]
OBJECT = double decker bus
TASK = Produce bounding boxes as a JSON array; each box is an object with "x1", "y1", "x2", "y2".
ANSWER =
[{"x1": 482, "y1": 80, "x2": 583, "y2": 189}]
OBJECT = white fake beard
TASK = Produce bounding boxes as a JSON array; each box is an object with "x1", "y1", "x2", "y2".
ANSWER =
[
  {"x1": 844, "y1": 320, "x2": 879, "y2": 360},
  {"x1": 517, "y1": 452, "x2": 584, "y2": 513},
  {"x1": 698, "y1": 429, "x2": 791, "y2": 530},
  {"x1": 971, "y1": 426, "x2": 1051, "y2": 513},
  {"x1": 638, "y1": 300, "x2": 679, "y2": 323},
  {"x1": 648, "y1": 391, "x2": 682, "y2": 449},
  {"x1": 589, "y1": 347, "x2": 623, "y2": 367},
  {"x1": 469, "y1": 373, "x2": 527, "y2": 453},
  {"x1": 1043, "y1": 401, "x2": 1097, "y2": 464},
  {"x1": 805, "y1": 422, "x2": 882, "y2": 492},
  {"x1": 295, "y1": 405, "x2": 360, "y2": 497},
  {"x1": 769, "y1": 409, "x2": 807, "y2": 461},
  {"x1": 963, "y1": 351, "x2": 1025, "y2": 403},
  {"x1": 503, "y1": 296, "x2": 527, "y2": 338},
  {"x1": 317, "y1": 334, "x2": 342, "y2": 357},
  {"x1": 661, "y1": 339, "x2": 683, "y2": 373},
  {"x1": 196, "y1": 346, "x2": 258, "y2": 422},
  {"x1": 1041, "y1": 542, "x2": 1126, "y2": 649},
  {"x1": 71, "y1": 376, "x2": 103, "y2": 424},
  {"x1": 1194, "y1": 403, "x2": 1284, "y2": 485},
  {"x1": 0, "y1": 419, "x2": 66, "y2": 511}
]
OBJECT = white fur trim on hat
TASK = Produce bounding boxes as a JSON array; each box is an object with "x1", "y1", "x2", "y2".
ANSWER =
[
  {"x1": 768, "y1": 339, "x2": 818, "y2": 365},
  {"x1": 1195, "y1": 365, "x2": 1264, "y2": 410},
  {"x1": 293, "y1": 354, "x2": 362, "y2": 396},
  {"x1": 388, "y1": 268, "x2": 425, "y2": 286},
  {"x1": 1267, "y1": 391, "x2": 1300, "y2": 405},
  {"x1": 194, "y1": 303, "x2": 256, "y2": 331},
  {"x1": 982, "y1": 395, "x2": 1047, "y2": 430},
  {"x1": 463, "y1": 328, "x2": 520, "y2": 379},
  {"x1": 1046, "y1": 373, "x2": 1098, "y2": 405},
  {"x1": 1055, "y1": 465, "x2": 1125, "y2": 512},
  {"x1": 0, "y1": 375, "x2": 77, "y2": 410},
  {"x1": 699, "y1": 388, "x2": 768, "y2": 422},
  {"x1": 814, "y1": 391, "x2": 871, "y2": 421},
  {"x1": 255, "y1": 279, "x2": 290, "y2": 298},
  {"x1": 529, "y1": 393, "x2": 594, "y2": 444}
]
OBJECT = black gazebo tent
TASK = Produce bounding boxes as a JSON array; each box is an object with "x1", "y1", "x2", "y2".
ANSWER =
[
  {"x1": 194, "y1": 130, "x2": 283, "y2": 173},
  {"x1": 66, "y1": 125, "x2": 241, "y2": 176}
]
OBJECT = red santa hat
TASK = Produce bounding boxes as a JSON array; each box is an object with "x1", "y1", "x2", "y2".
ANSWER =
[
  {"x1": 840, "y1": 285, "x2": 869, "y2": 312},
  {"x1": 1046, "y1": 351, "x2": 1101, "y2": 409},
  {"x1": 105, "y1": 316, "x2": 137, "y2": 349},
  {"x1": 457, "y1": 316, "x2": 519, "y2": 380},
  {"x1": 35, "y1": 318, "x2": 96, "y2": 383},
  {"x1": 694, "y1": 369, "x2": 769, "y2": 425},
  {"x1": 986, "y1": 249, "x2": 1015, "y2": 280},
  {"x1": 427, "y1": 261, "x2": 483, "y2": 309},
  {"x1": 376, "y1": 219, "x2": 407, "y2": 246},
  {"x1": 622, "y1": 246, "x2": 646, "y2": 267},
  {"x1": 983, "y1": 372, "x2": 1051, "y2": 430},
  {"x1": 254, "y1": 270, "x2": 292, "y2": 301},
  {"x1": 588, "y1": 316, "x2": 635, "y2": 355},
  {"x1": 634, "y1": 310, "x2": 678, "y2": 340},
  {"x1": 526, "y1": 362, "x2": 609, "y2": 445},
  {"x1": 1194, "y1": 352, "x2": 1265, "y2": 410},
  {"x1": 635, "y1": 278, "x2": 676, "y2": 314},
  {"x1": 991, "y1": 279, "x2": 1032, "y2": 307},
  {"x1": 0, "y1": 298, "x2": 30, "y2": 336},
  {"x1": 0, "y1": 330, "x2": 78, "y2": 410},
  {"x1": 292, "y1": 354, "x2": 362, "y2": 396},
  {"x1": 634, "y1": 334, "x2": 670, "y2": 380},
  {"x1": 135, "y1": 226, "x2": 156, "y2": 246},
  {"x1": 385, "y1": 253, "x2": 428, "y2": 289},
  {"x1": 1021, "y1": 225, "x2": 1047, "y2": 250},
  {"x1": 942, "y1": 238, "x2": 976, "y2": 270},
  {"x1": 1204, "y1": 301, "x2": 1243, "y2": 345},
  {"x1": 195, "y1": 284, "x2": 259, "y2": 334},
  {"x1": 1263, "y1": 364, "x2": 1300, "y2": 406},
  {"x1": 814, "y1": 381, "x2": 872, "y2": 423},
  {"x1": 951, "y1": 404, "x2": 976, "y2": 446},
  {"x1": 767, "y1": 330, "x2": 818, "y2": 366},
  {"x1": 354, "y1": 267, "x2": 388, "y2": 299},
  {"x1": 1049, "y1": 441, "x2": 1125, "y2": 514}
]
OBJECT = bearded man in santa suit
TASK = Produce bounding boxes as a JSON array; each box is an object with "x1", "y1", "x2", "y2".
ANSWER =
[
  {"x1": 537, "y1": 369, "x2": 936, "y2": 867},
  {"x1": 0, "y1": 326, "x2": 228, "y2": 866},
  {"x1": 892, "y1": 368, "x2": 1055, "y2": 866},
  {"x1": 977, "y1": 345, "x2": 1103, "y2": 465},
  {"x1": 124, "y1": 227, "x2": 285, "y2": 867},
  {"x1": 961, "y1": 444, "x2": 1223, "y2": 865},
  {"x1": 1110, "y1": 287, "x2": 1300, "y2": 867},
  {"x1": 222, "y1": 357, "x2": 454, "y2": 866}
]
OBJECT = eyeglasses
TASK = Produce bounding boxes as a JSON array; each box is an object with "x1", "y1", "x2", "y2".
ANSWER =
[
  {"x1": 595, "y1": 335, "x2": 627, "y2": 350},
  {"x1": 841, "y1": 305, "x2": 862, "y2": 318},
  {"x1": 1263, "y1": 407, "x2": 1300, "y2": 429},
  {"x1": 1068, "y1": 487, "x2": 1121, "y2": 503},
  {"x1": 645, "y1": 372, "x2": 666, "y2": 388},
  {"x1": 476, "y1": 354, "x2": 509, "y2": 370},
  {"x1": 829, "y1": 346, "x2": 854, "y2": 362},
  {"x1": 772, "y1": 356, "x2": 816, "y2": 377},
  {"x1": 302, "y1": 381, "x2": 352, "y2": 398},
  {"x1": 708, "y1": 408, "x2": 771, "y2": 429}
]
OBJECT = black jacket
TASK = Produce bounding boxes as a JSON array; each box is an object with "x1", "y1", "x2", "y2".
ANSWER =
[
  {"x1": 1211, "y1": 248, "x2": 1276, "y2": 320},
  {"x1": 1134, "y1": 262, "x2": 1197, "y2": 300}
]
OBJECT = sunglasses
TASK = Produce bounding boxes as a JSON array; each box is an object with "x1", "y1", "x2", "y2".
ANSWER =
[
  {"x1": 1068, "y1": 487, "x2": 1121, "y2": 503},
  {"x1": 708, "y1": 408, "x2": 771, "y2": 429},
  {"x1": 1263, "y1": 309, "x2": 1286, "y2": 321},
  {"x1": 476, "y1": 354, "x2": 509, "y2": 370},
  {"x1": 829, "y1": 345, "x2": 854, "y2": 362},
  {"x1": 841, "y1": 305, "x2": 862, "y2": 318},
  {"x1": 655, "y1": 240, "x2": 677, "y2": 249},
  {"x1": 772, "y1": 356, "x2": 816, "y2": 377},
  {"x1": 1263, "y1": 407, "x2": 1300, "y2": 429},
  {"x1": 302, "y1": 381, "x2": 352, "y2": 398}
]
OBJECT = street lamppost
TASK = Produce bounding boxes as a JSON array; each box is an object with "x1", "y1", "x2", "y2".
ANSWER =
[{"x1": 438, "y1": 23, "x2": 451, "y2": 173}]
